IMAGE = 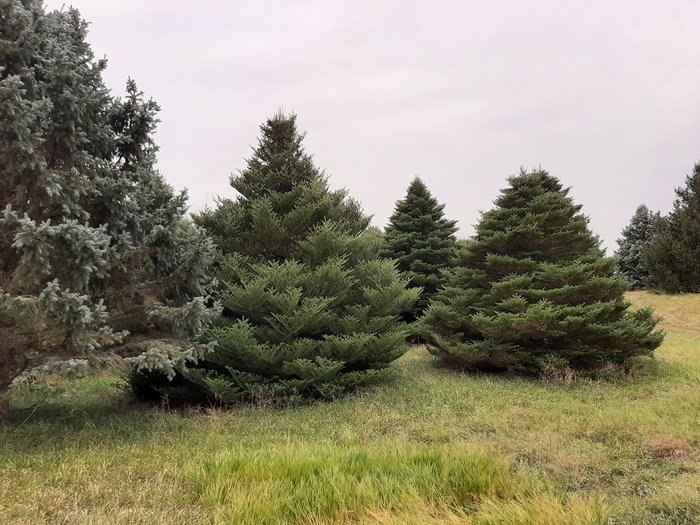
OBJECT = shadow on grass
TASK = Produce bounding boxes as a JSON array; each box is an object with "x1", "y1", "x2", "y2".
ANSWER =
[
  {"x1": 417, "y1": 345, "x2": 686, "y2": 387},
  {"x1": 1, "y1": 374, "x2": 209, "y2": 453}
]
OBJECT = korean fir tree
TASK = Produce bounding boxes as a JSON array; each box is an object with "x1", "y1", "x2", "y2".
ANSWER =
[
  {"x1": 615, "y1": 204, "x2": 658, "y2": 289},
  {"x1": 382, "y1": 176, "x2": 458, "y2": 321},
  {"x1": 129, "y1": 111, "x2": 419, "y2": 404},
  {"x1": 0, "y1": 0, "x2": 217, "y2": 420},
  {"x1": 644, "y1": 162, "x2": 700, "y2": 293},
  {"x1": 420, "y1": 167, "x2": 663, "y2": 373}
]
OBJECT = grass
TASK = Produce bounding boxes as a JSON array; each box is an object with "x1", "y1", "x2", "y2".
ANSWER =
[
  {"x1": 191, "y1": 445, "x2": 607, "y2": 524},
  {"x1": 1, "y1": 291, "x2": 699, "y2": 524}
]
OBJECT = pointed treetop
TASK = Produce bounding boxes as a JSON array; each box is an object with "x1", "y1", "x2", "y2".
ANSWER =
[
  {"x1": 495, "y1": 167, "x2": 571, "y2": 210},
  {"x1": 233, "y1": 110, "x2": 323, "y2": 200},
  {"x1": 672, "y1": 161, "x2": 700, "y2": 212},
  {"x1": 386, "y1": 175, "x2": 457, "y2": 234}
]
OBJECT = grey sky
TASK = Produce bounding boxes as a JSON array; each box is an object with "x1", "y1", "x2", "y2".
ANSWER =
[{"x1": 44, "y1": 0, "x2": 700, "y2": 251}]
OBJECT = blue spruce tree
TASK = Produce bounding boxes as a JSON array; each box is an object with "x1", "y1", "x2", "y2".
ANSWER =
[
  {"x1": 0, "y1": 0, "x2": 217, "y2": 419},
  {"x1": 615, "y1": 204, "x2": 657, "y2": 289}
]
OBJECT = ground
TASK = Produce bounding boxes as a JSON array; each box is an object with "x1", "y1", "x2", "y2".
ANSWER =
[{"x1": 1, "y1": 291, "x2": 698, "y2": 524}]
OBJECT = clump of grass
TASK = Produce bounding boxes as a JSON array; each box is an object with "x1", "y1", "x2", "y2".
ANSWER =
[
  {"x1": 472, "y1": 493, "x2": 609, "y2": 525},
  {"x1": 191, "y1": 445, "x2": 607, "y2": 524}
]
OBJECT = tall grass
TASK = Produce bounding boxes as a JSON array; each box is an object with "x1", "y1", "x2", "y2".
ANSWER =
[{"x1": 191, "y1": 445, "x2": 607, "y2": 525}]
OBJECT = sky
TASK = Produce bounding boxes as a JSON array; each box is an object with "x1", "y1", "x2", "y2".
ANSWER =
[{"x1": 44, "y1": 0, "x2": 700, "y2": 251}]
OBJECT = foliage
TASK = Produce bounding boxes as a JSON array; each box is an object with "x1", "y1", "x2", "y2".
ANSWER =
[
  {"x1": 382, "y1": 176, "x2": 458, "y2": 321},
  {"x1": 421, "y1": 167, "x2": 664, "y2": 372},
  {"x1": 644, "y1": 162, "x2": 700, "y2": 293},
  {"x1": 129, "y1": 111, "x2": 418, "y2": 404},
  {"x1": 0, "y1": 0, "x2": 217, "y2": 419},
  {"x1": 615, "y1": 204, "x2": 657, "y2": 289}
]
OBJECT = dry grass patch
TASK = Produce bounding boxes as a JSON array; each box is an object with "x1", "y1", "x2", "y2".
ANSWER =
[
  {"x1": 647, "y1": 435, "x2": 695, "y2": 460},
  {"x1": 627, "y1": 291, "x2": 700, "y2": 336}
]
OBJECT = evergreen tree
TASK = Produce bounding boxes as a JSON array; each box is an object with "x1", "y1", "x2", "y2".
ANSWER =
[
  {"x1": 644, "y1": 162, "x2": 700, "y2": 293},
  {"x1": 129, "y1": 112, "x2": 419, "y2": 404},
  {"x1": 615, "y1": 204, "x2": 657, "y2": 289},
  {"x1": 382, "y1": 177, "x2": 458, "y2": 321},
  {"x1": 421, "y1": 168, "x2": 663, "y2": 372},
  {"x1": 0, "y1": 0, "x2": 217, "y2": 419}
]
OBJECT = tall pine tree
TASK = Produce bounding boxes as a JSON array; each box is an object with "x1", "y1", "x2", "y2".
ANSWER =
[
  {"x1": 615, "y1": 204, "x2": 658, "y2": 289},
  {"x1": 0, "y1": 0, "x2": 217, "y2": 419},
  {"x1": 421, "y1": 168, "x2": 663, "y2": 372},
  {"x1": 129, "y1": 112, "x2": 419, "y2": 404},
  {"x1": 382, "y1": 177, "x2": 457, "y2": 321},
  {"x1": 644, "y1": 162, "x2": 700, "y2": 293}
]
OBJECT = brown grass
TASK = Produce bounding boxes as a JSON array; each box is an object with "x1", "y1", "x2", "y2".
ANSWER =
[
  {"x1": 627, "y1": 290, "x2": 700, "y2": 336},
  {"x1": 647, "y1": 435, "x2": 695, "y2": 460}
]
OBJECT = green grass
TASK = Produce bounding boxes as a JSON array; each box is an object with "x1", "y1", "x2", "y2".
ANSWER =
[
  {"x1": 191, "y1": 445, "x2": 608, "y2": 524},
  {"x1": 1, "y1": 292, "x2": 699, "y2": 524}
]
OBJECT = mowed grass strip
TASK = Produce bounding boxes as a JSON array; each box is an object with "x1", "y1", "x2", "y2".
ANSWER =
[
  {"x1": 1, "y1": 292, "x2": 699, "y2": 524},
  {"x1": 191, "y1": 445, "x2": 607, "y2": 525}
]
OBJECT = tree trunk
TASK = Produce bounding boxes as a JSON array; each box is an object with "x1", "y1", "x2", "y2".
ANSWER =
[
  {"x1": 0, "y1": 342, "x2": 29, "y2": 423},
  {"x1": 0, "y1": 395, "x2": 9, "y2": 423}
]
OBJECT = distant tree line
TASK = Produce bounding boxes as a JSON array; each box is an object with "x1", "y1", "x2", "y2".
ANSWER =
[
  {"x1": 616, "y1": 164, "x2": 700, "y2": 294},
  {"x1": 8, "y1": 0, "x2": 700, "y2": 414}
]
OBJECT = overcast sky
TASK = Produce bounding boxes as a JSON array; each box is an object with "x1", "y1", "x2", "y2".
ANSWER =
[{"x1": 44, "y1": 0, "x2": 700, "y2": 251}]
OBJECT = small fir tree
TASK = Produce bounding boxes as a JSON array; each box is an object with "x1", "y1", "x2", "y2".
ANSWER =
[
  {"x1": 129, "y1": 112, "x2": 419, "y2": 404},
  {"x1": 644, "y1": 162, "x2": 700, "y2": 293},
  {"x1": 615, "y1": 204, "x2": 658, "y2": 289},
  {"x1": 0, "y1": 0, "x2": 217, "y2": 419},
  {"x1": 382, "y1": 177, "x2": 458, "y2": 321},
  {"x1": 420, "y1": 168, "x2": 663, "y2": 372}
]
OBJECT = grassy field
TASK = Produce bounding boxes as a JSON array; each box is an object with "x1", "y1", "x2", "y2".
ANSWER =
[{"x1": 1, "y1": 291, "x2": 699, "y2": 524}]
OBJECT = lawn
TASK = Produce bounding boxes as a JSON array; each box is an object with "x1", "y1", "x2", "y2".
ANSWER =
[{"x1": 1, "y1": 291, "x2": 699, "y2": 524}]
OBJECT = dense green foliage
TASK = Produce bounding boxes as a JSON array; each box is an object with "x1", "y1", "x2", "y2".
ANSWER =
[
  {"x1": 644, "y1": 162, "x2": 700, "y2": 293},
  {"x1": 382, "y1": 177, "x2": 457, "y2": 321},
  {"x1": 615, "y1": 204, "x2": 658, "y2": 289},
  {"x1": 130, "y1": 112, "x2": 419, "y2": 404},
  {"x1": 421, "y1": 168, "x2": 664, "y2": 372},
  {"x1": 0, "y1": 0, "x2": 217, "y2": 418}
]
